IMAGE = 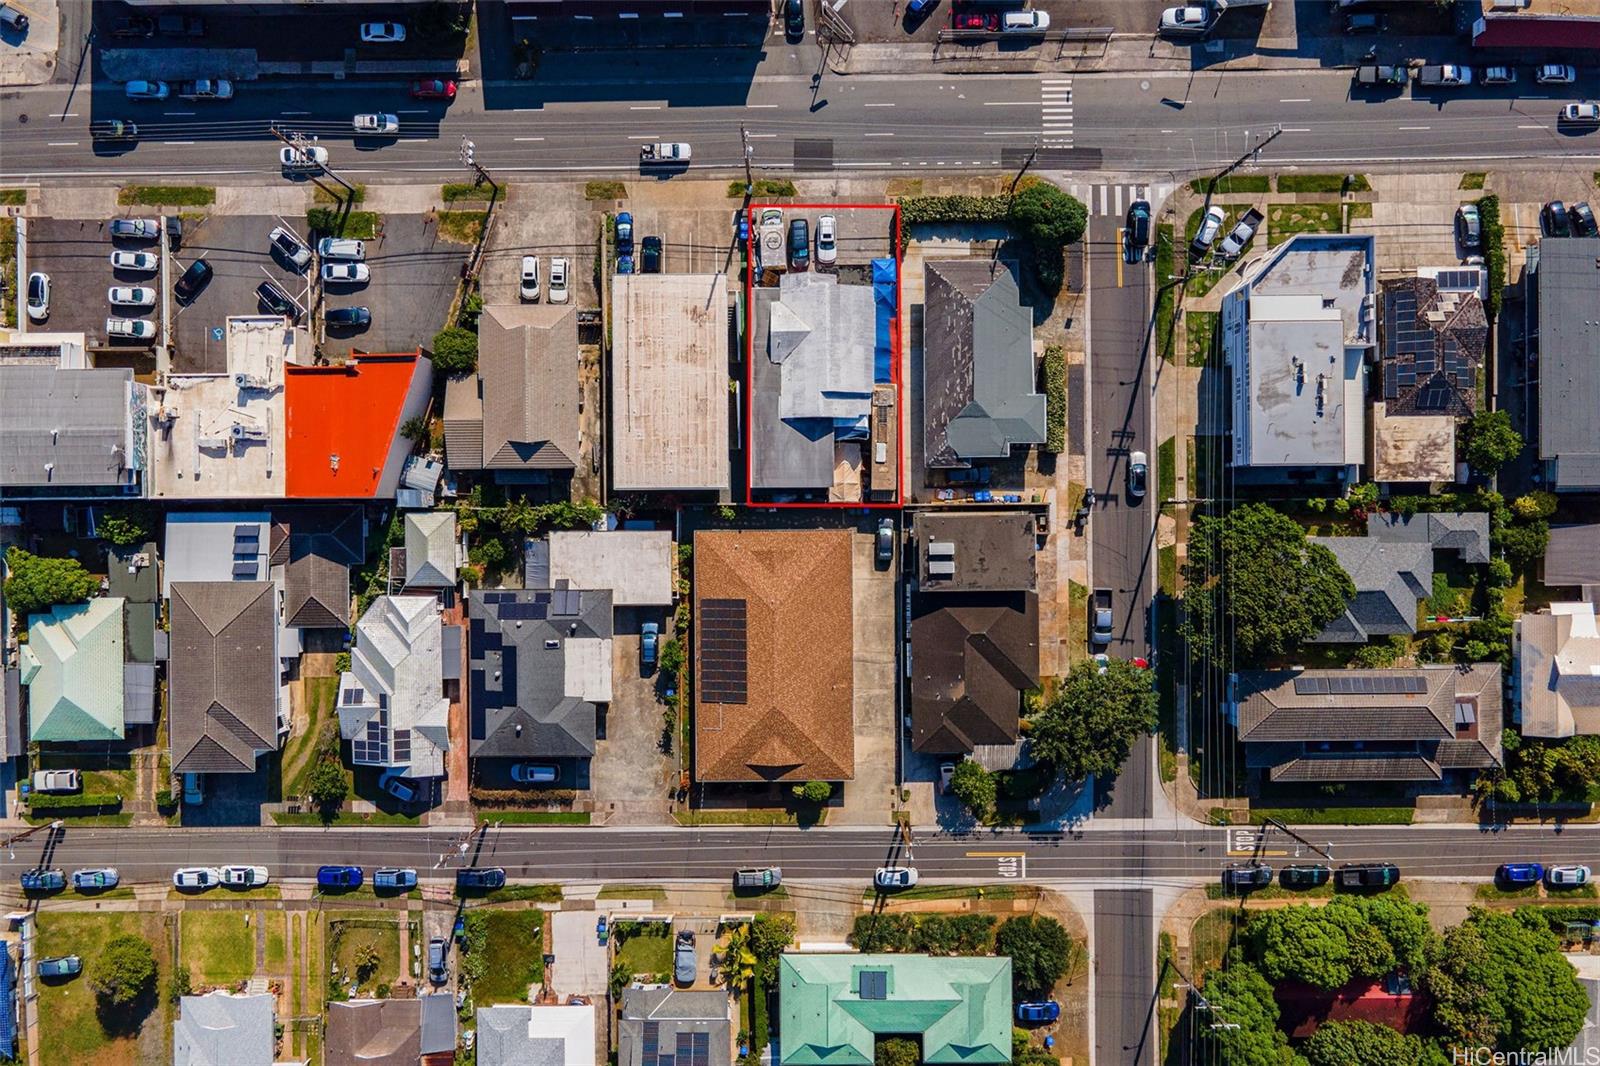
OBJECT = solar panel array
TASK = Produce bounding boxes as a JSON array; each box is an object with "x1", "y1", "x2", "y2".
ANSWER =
[
  {"x1": 1381, "y1": 285, "x2": 1474, "y2": 407},
  {"x1": 1294, "y1": 675, "x2": 1428, "y2": 696},
  {"x1": 353, "y1": 706, "x2": 390, "y2": 763},
  {"x1": 860, "y1": 969, "x2": 888, "y2": 1001},
  {"x1": 1435, "y1": 268, "x2": 1480, "y2": 292},
  {"x1": 232, "y1": 523, "x2": 260, "y2": 580},
  {"x1": 701, "y1": 598, "x2": 749, "y2": 705}
]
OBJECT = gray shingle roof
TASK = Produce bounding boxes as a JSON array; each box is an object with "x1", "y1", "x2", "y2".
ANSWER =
[
  {"x1": 446, "y1": 305, "x2": 580, "y2": 473},
  {"x1": 1270, "y1": 755, "x2": 1442, "y2": 782},
  {"x1": 284, "y1": 537, "x2": 351, "y2": 629},
  {"x1": 0, "y1": 365, "x2": 137, "y2": 490},
  {"x1": 1366, "y1": 512, "x2": 1490, "y2": 565},
  {"x1": 1307, "y1": 536, "x2": 1432, "y2": 643},
  {"x1": 619, "y1": 989, "x2": 732, "y2": 1066},
  {"x1": 910, "y1": 594, "x2": 1039, "y2": 756},
  {"x1": 1536, "y1": 237, "x2": 1600, "y2": 489},
  {"x1": 173, "y1": 992, "x2": 274, "y2": 1066},
  {"x1": 169, "y1": 582, "x2": 279, "y2": 774},
  {"x1": 1544, "y1": 524, "x2": 1600, "y2": 587}
]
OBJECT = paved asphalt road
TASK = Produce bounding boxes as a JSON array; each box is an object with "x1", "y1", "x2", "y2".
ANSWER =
[{"x1": 1095, "y1": 889, "x2": 1156, "y2": 1066}]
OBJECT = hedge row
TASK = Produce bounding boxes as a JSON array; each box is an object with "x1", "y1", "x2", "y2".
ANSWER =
[
  {"x1": 469, "y1": 787, "x2": 578, "y2": 806},
  {"x1": 27, "y1": 792, "x2": 121, "y2": 811},
  {"x1": 850, "y1": 912, "x2": 996, "y2": 955},
  {"x1": 1518, "y1": 905, "x2": 1600, "y2": 934},
  {"x1": 1043, "y1": 344, "x2": 1066, "y2": 453},
  {"x1": 1476, "y1": 194, "x2": 1505, "y2": 318}
]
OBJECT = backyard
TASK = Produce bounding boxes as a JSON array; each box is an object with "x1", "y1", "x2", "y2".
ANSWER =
[
  {"x1": 35, "y1": 911, "x2": 174, "y2": 1064},
  {"x1": 613, "y1": 922, "x2": 673, "y2": 981},
  {"x1": 328, "y1": 914, "x2": 404, "y2": 1000}
]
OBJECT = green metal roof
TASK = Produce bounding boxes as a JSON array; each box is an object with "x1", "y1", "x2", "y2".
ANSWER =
[
  {"x1": 778, "y1": 954, "x2": 1011, "y2": 1065},
  {"x1": 20, "y1": 598, "x2": 126, "y2": 742}
]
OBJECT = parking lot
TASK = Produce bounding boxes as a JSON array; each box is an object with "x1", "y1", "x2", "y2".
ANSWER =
[
  {"x1": 479, "y1": 191, "x2": 598, "y2": 307},
  {"x1": 169, "y1": 213, "x2": 312, "y2": 373},
  {"x1": 25, "y1": 216, "x2": 164, "y2": 349},
  {"x1": 319, "y1": 214, "x2": 462, "y2": 358}
]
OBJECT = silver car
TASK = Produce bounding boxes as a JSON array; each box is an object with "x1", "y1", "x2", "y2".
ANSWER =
[
  {"x1": 109, "y1": 218, "x2": 160, "y2": 240},
  {"x1": 172, "y1": 867, "x2": 223, "y2": 890},
  {"x1": 874, "y1": 866, "x2": 918, "y2": 890},
  {"x1": 221, "y1": 865, "x2": 270, "y2": 888}
]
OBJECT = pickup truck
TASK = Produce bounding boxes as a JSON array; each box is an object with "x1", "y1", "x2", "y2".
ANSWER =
[
  {"x1": 1416, "y1": 64, "x2": 1472, "y2": 88},
  {"x1": 640, "y1": 142, "x2": 691, "y2": 164},
  {"x1": 1091, "y1": 589, "x2": 1114, "y2": 646},
  {"x1": 1218, "y1": 207, "x2": 1264, "y2": 260},
  {"x1": 1354, "y1": 64, "x2": 1407, "y2": 88},
  {"x1": 178, "y1": 79, "x2": 233, "y2": 101}
]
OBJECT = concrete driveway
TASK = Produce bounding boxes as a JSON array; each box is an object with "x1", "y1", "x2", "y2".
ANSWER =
[
  {"x1": 551, "y1": 910, "x2": 608, "y2": 996},
  {"x1": 24, "y1": 216, "x2": 160, "y2": 346},
  {"x1": 170, "y1": 213, "x2": 311, "y2": 373},
  {"x1": 835, "y1": 525, "x2": 898, "y2": 825},
  {"x1": 589, "y1": 606, "x2": 677, "y2": 824}
]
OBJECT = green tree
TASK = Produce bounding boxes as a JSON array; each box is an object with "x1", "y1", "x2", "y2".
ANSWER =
[
  {"x1": 1512, "y1": 491, "x2": 1558, "y2": 520},
  {"x1": 875, "y1": 1038, "x2": 921, "y2": 1066},
  {"x1": 399, "y1": 415, "x2": 429, "y2": 443},
  {"x1": 308, "y1": 759, "x2": 349, "y2": 812},
  {"x1": 749, "y1": 912, "x2": 795, "y2": 964},
  {"x1": 1007, "y1": 181, "x2": 1087, "y2": 248},
  {"x1": 1250, "y1": 899, "x2": 1379, "y2": 990},
  {"x1": 1197, "y1": 962, "x2": 1298, "y2": 1066},
  {"x1": 1301, "y1": 1020, "x2": 1437, "y2": 1066},
  {"x1": 792, "y1": 780, "x2": 832, "y2": 804},
  {"x1": 1462, "y1": 410, "x2": 1524, "y2": 475},
  {"x1": 91, "y1": 934, "x2": 157, "y2": 1009},
  {"x1": 658, "y1": 638, "x2": 685, "y2": 678},
  {"x1": 96, "y1": 508, "x2": 152, "y2": 547},
  {"x1": 1181, "y1": 504, "x2": 1356, "y2": 662},
  {"x1": 949, "y1": 760, "x2": 996, "y2": 817},
  {"x1": 1358, "y1": 895, "x2": 1434, "y2": 974},
  {"x1": 1026, "y1": 658, "x2": 1157, "y2": 783},
  {"x1": 2, "y1": 548, "x2": 97, "y2": 619},
  {"x1": 1496, "y1": 520, "x2": 1550, "y2": 573},
  {"x1": 994, "y1": 915, "x2": 1074, "y2": 998},
  {"x1": 430, "y1": 325, "x2": 479, "y2": 374}
]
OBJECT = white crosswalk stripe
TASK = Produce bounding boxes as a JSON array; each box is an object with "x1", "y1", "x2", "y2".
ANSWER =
[
  {"x1": 1040, "y1": 78, "x2": 1072, "y2": 148},
  {"x1": 1069, "y1": 183, "x2": 1179, "y2": 217}
]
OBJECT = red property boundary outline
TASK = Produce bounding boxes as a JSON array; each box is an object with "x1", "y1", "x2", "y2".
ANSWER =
[{"x1": 742, "y1": 201, "x2": 903, "y2": 510}]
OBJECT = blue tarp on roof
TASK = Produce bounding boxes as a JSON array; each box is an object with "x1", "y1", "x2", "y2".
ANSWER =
[
  {"x1": 0, "y1": 945, "x2": 17, "y2": 1057},
  {"x1": 872, "y1": 258, "x2": 897, "y2": 383}
]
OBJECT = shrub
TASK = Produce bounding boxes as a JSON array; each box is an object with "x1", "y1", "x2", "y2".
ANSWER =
[
  {"x1": 1477, "y1": 194, "x2": 1505, "y2": 317},
  {"x1": 27, "y1": 792, "x2": 121, "y2": 812},
  {"x1": 92, "y1": 934, "x2": 157, "y2": 1009},
  {"x1": 334, "y1": 651, "x2": 352, "y2": 675},
  {"x1": 658, "y1": 638, "x2": 685, "y2": 678},
  {"x1": 949, "y1": 761, "x2": 996, "y2": 817},
  {"x1": 1042, "y1": 344, "x2": 1066, "y2": 453},
  {"x1": 852, "y1": 913, "x2": 916, "y2": 952},
  {"x1": 1008, "y1": 180, "x2": 1088, "y2": 248},
  {"x1": 96, "y1": 510, "x2": 152, "y2": 547},
  {"x1": 155, "y1": 789, "x2": 175, "y2": 811},
  {"x1": 469, "y1": 787, "x2": 578, "y2": 806},
  {"x1": 792, "y1": 780, "x2": 832, "y2": 804},
  {"x1": 167, "y1": 966, "x2": 192, "y2": 1004},
  {"x1": 430, "y1": 326, "x2": 479, "y2": 374},
  {"x1": 995, "y1": 915, "x2": 1075, "y2": 997},
  {"x1": 468, "y1": 536, "x2": 508, "y2": 571},
  {"x1": 1513, "y1": 491, "x2": 1558, "y2": 520},
  {"x1": 308, "y1": 759, "x2": 348, "y2": 812},
  {"x1": 3, "y1": 548, "x2": 96, "y2": 619}
]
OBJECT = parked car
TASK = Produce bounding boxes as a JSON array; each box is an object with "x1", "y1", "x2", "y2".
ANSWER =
[
  {"x1": 173, "y1": 258, "x2": 213, "y2": 303},
  {"x1": 428, "y1": 937, "x2": 448, "y2": 983},
  {"x1": 674, "y1": 930, "x2": 697, "y2": 984},
  {"x1": 1222, "y1": 862, "x2": 1272, "y2": 891},
  {"x1": 1125, "y1": 199, "x2": 1151, "y2": 262},
  {"x1": 111, "y1": 15, "x2": 156, "y2": 37},
  {"x1": 270, "y1": 226, "x2": 312, "y2": 269},
  {"x1": 178, "y1": 79, "x2": 233, "y2": 101},
  {"x1": 71, "y1": 868, "x2": 118, "y2": 891},
  {"x1": 106, "y1": 317, "x2": 156, "y2": 340},
  {"x1": 37, "y1": 956, "x2": 81, "y2": 979},
  {"x1": 938, "y1": 762, "x2": 956, "y2": 793},
  {"x1": 326, "y1": 306, "x2": 371, "y2": 329},
  {"x1": 549, "y1": 257, "x2": 570, "y2": 304},
  {"x1": 1001, "y1": 10, "x2": 1049, "y2": 32},
  {"x1": 1548, "y1": 864, "x2": 1592, "y2": 887},
  {"x1": 91, "y1": 119, "x2": 139, "y2": 142},
  {"x1": 30, "y1": 769, "x2": 79, "y2": 793},
  {"x1": 954, "y1": 11, "x2": 998, "y2": 30},
  {"x1": 25, "y1": 273, "x2": 49, "y2": 322},
  {"x1": 257, "y1": 282, "x2": 300, "y2": 319},
  {"x1": 783, "y1": 0, "x2": 804, "y2": 39},
  {"x1": 510, "y1": 763, "x2": 559, "y2": 785},
  {"x1": 165, "y1": 215, "x2": 183, "y2": 251},
  {"x1": 1562, "y1": 101, "x2": 1600, "y2": 125},
  {"x1": 172, "y1": 867, "x2": 222, "y2": 890},
  {"x1": 20, "y1": 869, "x2": 64, "y2": 893},
  {"x1": 317, "y1": 865, "x2": 363, "y2": 890},
  {"x1": 455, "y1": 867, "x2": 505, "y2": 891},
  {"x1": 221, "y1": 865, "x2": 270, "y2": 888},
  {"x1": 1497, "y1": 862, "x2": 1544, "y2": 886},
  {"x1": 788, "y1": 218, "x2": 810, "y2": 270},
  {"x1": 318, "y1": 237, "x2": 365, "y2": 261},
  {"x1": 1338, "y1": 862, "x2": 1400, "y2": 888},
  {"x1": 734, "y1": 867, "x2": 782, "y2": 891},
  {"x1": 124, "y1": 80, "x2": 169, "y2": 101},
  {"x1": 1574, "y1": 201, "x2": 1599, "y2": 237},
  {"x1": 279, "y1": 144, "x2": 328, "y2": 171},
  {"x1": 379, "y1": 772, "x2": 417, "y2": 803},
  {"x1": 158, "y1": 14, "x2": 205, "y2": 36},
  {"x1": 874, "y1": 867, "x2": 918, "y2": 890},
  {"x1": 373, "y1": 868, "x2": 417, "y2": 891},
  {"x1": 1455, "y1": 203, "x2": 1481, "y2": 251},
  {"x1": 641, "y1": 236, "x2": 663, "y2": 274},
  {"x1": 1190, "y1": 205, "x2": 1226, "y2": 257},
  {"x1": 519, "y1": 255, "x2": 541, "y2": 301},
  {"x1": 359, "y1": 21, "x2": 406, "y2": 42},
  {"x1": 111, "y1": 250, "x2": 158, "y2": 273},
  {"x1": 1538, "y1": 64, "x2": 1577, "y2": 84},
  {"x1": 641, "y1": 622, "x2": 660, "y2": 669},
  {"x1": 1482, "y1": 65, "x2": 1518, "y2": 85},
  {"x1": 816, "y1": 214, "x2": 837, "y2": 265},
  {"x1": 353, "y1": 113, "x2": 400, "y2": 135},
  {"x1": 109, "y1": 217, "x2": 159, "y2": 240},
  {"x1": 1016, "y1": 1001, "x2": 1061, "y2": 1025},
  {"x1": 321, "y1": 261, "x2": 370, "y2": 284},
  {"x1": 1159, "y1": 6, "x2": 1212, "y2": 36},
  {"x1": 1280, "y1": 864, "x2": 1332, "y2": 889},
  {"x1": 1344, "y1": 12, "x2": 1385, "y2": 33},
  {"x1": 616, "y1": 211, "x2": 634, "y2": 255},
  {"x1": 182, "y1": 772, "x2": 204, "y2": 805},
  {"x1": 876, "y1": 517, "x2": 895, "y2": 565},
  {"x1": 1218, "y1": 207, "x2": 1264, "y2": 260},
  {"x1": 1127, "y1": 450, "x2": 1148, "y2": 499},
  {"x1": 1543, "y1": 200, "x2": 1573, "y2": 238},
  {"x1": 410, "y1": 79, "x2": 457, "y2": 100},
  {"x1": 108, "y1": 286, "x2": 155, "y2": 307}
]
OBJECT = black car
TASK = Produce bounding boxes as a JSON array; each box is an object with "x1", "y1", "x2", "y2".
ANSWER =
[
  {"x1": 158, "y1": 13, "x2": 205, "y2": 36},
  {"x1": 788, "y1": 218, "x2": 810, "y2": 271},
  {"x1": 256, "y1": 282, "x2": 301, "y2": 321},
  {"x1": 1221, "y1": 862, "x2": 1272, "y2": 891},
  {"x1": 456, "y1": 867, "x2": 506, "y2": 891},
  {"x1": 1338, "y1": 862, "x2": 1401, "y2": 889},
  {"x1": 165, "y1": 215, "x2": 182, "y2": 252},
  {"x1": 1573, "y1": 201, "x2": 1599, "y2": 238},
  {"x1": 641, "y1": 236, "x2": 663, "y2": 274},
  {"x1": 1125, "y1": 200, "x2": 1151, "y2": 262},
  {"x1": 1280, "y1": 864, "x2": 1332, "y2": 889},
  {"x1": 1543, "y1": 200, "x2": 1572, "y2": 238},
  {"x1": 110, "y1": 15, "x2": 155, "y2": 37},
  {"x1": 1343, "y1": 12, "x2": 1385, "y2": 34},
  {"x1": 173, "y1": 258, "x2": 212, "y2": 303},
  {"x1": 783, "y1": 0, "x2": 805, "y2": 39},
  {"x1": 326, "y1": 306, "x2": 371, "y2": 329}
]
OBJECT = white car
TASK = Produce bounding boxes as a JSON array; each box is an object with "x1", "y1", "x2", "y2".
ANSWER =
[
  {"x1": 172, "y1": 867, "x2": 222, "y2": 890},
  {"x1": 124, "y1": 80, "x2": 170, "y2": 101},
  {"x1": 1548, "y1": 864, "x2": 1591, "y2": 887},
  {"x1": 548, "y1": 257, "x2": 569, "y2": 304},
  {"x1": 220, "y1": 865, "x2": 269, "y2": 888},
  {"x1": 1537, "y1": 64, "x2": 1577, "y2": 84},
  {"x1": 874, "y1": 867, "x2": 919, "y2": 890},
  {"x1": 279, "y1": 144, "x2": 329, "y2": 170},
  {"x1": 321, "y1": 261, "x2": 370, "y2": 284},
  {"x1": 110, "y1": 250, "x2": 158, "y2": 273},
  {"x1": 1563, "y1": 101, "x2": 1600, "y2": 124},
  {"x1": 108, "y1": 286, "x2": 155, "y2": 307},
  {"x1": 1159, "y1": 6, "x2": 1211, "y2": 35},
  {"x1": 318, "y1": 237, "x2": 365, "y2": 261},
  {"x1": 25, "y1": 272, "x2": 48, "y2": 321},
  {"x1": 938, "y1": 762, "x2": 955, "y2": 794},
  {"x1": 359, "y1": 21, "x2": 406, "y2": 43},
  {"x1": 1001, "y1": 9, "x2": 1049, "y2": 32},
  {"x1": 270, "y1": 227, "x2": 312, "y2": 269},
  {"x1": 1481, "y1": 66, "x2": 1517, "y2": 85},
  {"x1": 1190, "y1": 205, "x2": 1227, "y2": 257},
  {"x1": 353, "y1": 113, "x2": 400, "y2": 135},
  {"x1": 30, "y1": 769, "x2": 78, "y2": 793},
  {"x1": 106, "y1": 317, "x2": 157, "y2": 340},
  {"x1": 816, "y1": 214, "x2": 837, "y2": 265},
  {"x1": 520, "y1": 255, "x2": 540, "y2": 302}
]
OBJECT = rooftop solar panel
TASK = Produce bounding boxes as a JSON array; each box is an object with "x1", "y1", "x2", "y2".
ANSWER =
[{"x1": 701, "y1": 598, "x2": 749, "y2": 705}]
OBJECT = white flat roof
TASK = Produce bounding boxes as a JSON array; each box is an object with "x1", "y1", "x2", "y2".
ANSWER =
[{"x1": 548, "y1": 530, "x2": 674, "y2": 606}]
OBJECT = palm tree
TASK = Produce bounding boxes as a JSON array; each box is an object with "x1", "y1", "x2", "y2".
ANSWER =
[{"x1": 720, "y1": 925, "x2": 756, "y2": 987}]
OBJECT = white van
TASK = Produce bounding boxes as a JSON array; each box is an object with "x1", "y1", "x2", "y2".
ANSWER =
[{"x1": 317, "y1": 237, "x2": 365, "y2": 261}]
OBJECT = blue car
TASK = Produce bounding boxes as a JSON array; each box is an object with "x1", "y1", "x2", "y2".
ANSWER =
[
  {"x1": 20, "y1": 868, "x2": 65, "y2": 893},
  {"x1": 908, "y1": 0, "x2": 938, "y2": 12},
  {"x1": 1497, "y1": 862, "x2": 1545, "y2": 885},
  {"x1": 456, "y1": 867, "x2": 505, "y2": 891},
  {"x1": 317, "y1": 865, "x2": 363, "y2": 890},
  {"x1": 615, "y1": 211, "x2": 633, "y2": 257},
  {"x1": 37, "y1": 955, "x2": 81, "y2": 979},
  {"x1": 373, "y1": 867, "x2": 417, "y2": 891},
  {"x1": 617, "y1": 255, "x2": 633, "y2": 275},
  {"x1": 1016, "y1": 1001, "x2": 1060, "y2": 1025},
  {"x1": 642, "y1": 621, "x2": 660, "y2": 670}
]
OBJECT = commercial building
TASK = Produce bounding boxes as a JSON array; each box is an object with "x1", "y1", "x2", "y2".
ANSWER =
[
  {"x1": 0, "y1": 363, "x2": 147, "y2": 499},
  {"x1": 1531, "y1": 237, "x2": 1600, "y2": 490}
]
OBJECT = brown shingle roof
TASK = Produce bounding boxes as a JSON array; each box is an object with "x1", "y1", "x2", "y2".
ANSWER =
[
  {"x1": 910, "y1": 594, "x2": 1039, "y2": 755},
  {"x1": 169, "y1": 582, "x2": 278, "y2": 774},
  {"x1": 693, "y1": 529, "x2": 854, "y2": 782},
  {"x1": 1235, "y1": 669, "x2": 1455, "y2": 743}
]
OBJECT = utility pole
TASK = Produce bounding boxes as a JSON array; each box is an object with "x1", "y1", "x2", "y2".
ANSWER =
[
  {"x1": 740, "y1": 125, "x2": 755, "y2": 195},
  {"x1": 0, "y1": 820, "x2": 61, "y2": 862},
  {"x1": 1009, "y1": 138, "x2": 1041, "y2": 198},
  {"x1": 1199, "y1": 124, "x2": 1284, "y2": 213},
  {"x1": 1258, "y1": 817, "x2": 1333, "y2": 862},
  {"x1": 459, "y1": 136, "x2": 500, "y2": 199},
  {"x1": 269, "y1": 124, "x2": 354, "y2": 201}
]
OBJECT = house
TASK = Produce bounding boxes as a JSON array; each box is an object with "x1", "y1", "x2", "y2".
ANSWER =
[
  {"x1": 1517, "y1": 601, "x2": 1600, "y2": 738},
  {"x1": 443, "y1": 305, "x2": 579, "y2": 480},
  {"x1": 693, "y1": 529, "x2": 854, "y2": 783},
  {"x1": 1531, "y1": 238, "x2": 1600, "y2": 491},
  {"x1": 619, "y1": 988, "x2": 732, "y2": 1066},
  {"x1": 1308, "y1": 512, "x2": 1489, "y2": 644},
  {"x1": 1275, "y1": 975, "x2": 1430, "y2": 1040},
  {"x1": 402, "y1": 512, "x2": 458, "y2": 591},
  {"x1": 0, "y1": 364, "x2": 147, "y2": 498},
  {"x1": 476, "y1": 1003, "x2": 595, "y2": 1066},
  {"x1": 777, "y1": 954, "x2": 1011, "y2": 1065},
  {"x1": 751, "y1": 270, "x2": 877, "y2": 498},
  {"x1": 1543, "y1": 524, "x2": 1600, "y2": 592},
  {"x1": 275, "y1": 508, "x2": 365, "y2": 631},
  {"x1": 909, "y1": 512, "x2": 1040, "y2": 756},
  {"x1": 467, "y1": 587, "x2": 612, "y2": 763},
  {"x1": 921, "y1": 260, "x2": 1046, "y2": 474},
  {"x1": 18, "y1": 598, "x2": 126, "y2": 742},
  {"x1": 172, "y1": 991, "x2": 287, "y2": 1066},
  {"x1": 611, "y1": 274, "x2": 730, "y2": 494},
  {"x1": 164, "y1": 512, "x2": 272, "y2": 592},
  {"x1": 338, "y1": 596, "x2": 453, "y2": 780},
  {"x1": 544, "y1": 530, "x2": 674, "y2": 607},
  {"x1": 1221, "y1": 235, "x2": 1375, "y2": 484},
  {"x1": 1229, "y1": 664, "x2": 1503, "y2": 784},
  {"x1": 169, "y1": 582, "x2": 281, "y2": 775},
  {"x1": 325, "y1": 995, "x2": 456, "y2": 1066},
  {"x1": 285, "y1": 351, "x2": 432, "y2": 498}
]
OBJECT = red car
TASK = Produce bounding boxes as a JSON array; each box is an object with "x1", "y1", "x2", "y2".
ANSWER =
[
  {"x1": 410, "y1": 78, "x2": 457, "y2": 100},
  {"x1": 954, "y1": 12, "x2": 998, "y2": 29}
]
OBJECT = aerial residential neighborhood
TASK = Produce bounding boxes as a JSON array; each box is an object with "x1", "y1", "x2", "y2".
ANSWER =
[{"x1": 7, "y1": 0, "x2": 1600, "y2": 1063}]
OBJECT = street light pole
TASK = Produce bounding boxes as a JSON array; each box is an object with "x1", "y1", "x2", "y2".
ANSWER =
[
  {"x1": 459, "y1": 136, "x2": 500, "y2": 199},
  {"x1": 740, "y1": 124, "x2": 755, "y2": 195}
]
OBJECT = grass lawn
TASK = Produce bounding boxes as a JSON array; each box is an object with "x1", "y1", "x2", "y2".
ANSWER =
[
  {"x1": 489, "y1": 884, "x2": 564, "y2": 903},
  {"x1": 1189, "y1": 910, "x2": 1239, "y2": 986},
  {"x1": 1158, "y1": 545, "x2": 1177, "y2": 598},
  {"x1": 1153, "y1": 223, "x2": 1176, "y2": 362},
  {"x1": 1, "y1": 218, "x2": 15, "y2": 327},
  {"x1": 305, "y1": 208, "x2": 380, "y2": 240},
  {"x1": 1277, "y1": 173, "x2": 1368, "y2": 194},
  {"x1": 329, "y1": 914, "x2": 402, "y2": 999},
  {"x1": 437, "y1": 210, "x2": 487, "y2": 245},
  {"x1": 264, "y1": 912, "x2": 288, "y2": 973},
  {"x1": 272, "y1": 811, "x2": 418, "y2": 827},
  {"x1": 442, "y1": 182, "x2": 491, "y2": 203},
  {"x1": 466, "y1": 910, "x2": 545, "y2": 1006},
  {"x1": 283, "y1": 676, "x2": 338, "y2": 798},
  {"x1": 672, "y1": 808, "x2": 823, "y2": 826},
  {"x1": 1248, "y1": 806, "x2": 1414, "y2": 825},
  {"x1": 182, "y1": 910, "x2": 256, "y2": 985},
  {"x1": 1476, "y1": 882, "x2": 1538, "y2": 902},
  {"x1": 167, "y1": 885, "x2": 280, "y2": 903},
  {"x1": 859, "y1": 884, "x2": 1028, "y2": 903},
  {"x1": 731, "y1": 178, "x2": 797, "y2": 198},
  {"x1": 1460, "y1": 172, "x2": 1487, "y2": 190},
  {"x1": 1187, "y1": 175, "x2": 1270, "y2": 195},
  {"x1": 480, "y1": 811, "x2": 590, "y2": 825},
  {"x1": 1157, "y1": 436, "x2": 1176, "y2": 502},
  {"x1": 117, "y1": 184, "x2": 215, "y2": 206},
  {"x1": 1267, "y1": 203, "x2": 1340, "y2": 246},
  {"x1": 1185, "y1": 310, "x2": 1217, "y2": 367},
  {"x1": 584, "y1": 180, "x2": 627, "y2": 200},
  {"x1": 37, "y1": 911, "x2": 172, "y2": 1063},
  {"x1": 598, "y1": 884, "x2": 668, "y2": 902},
  {"x1": 0, "y1": 188, "x2": 25, "y2": 205},
  {"x1": 614, "y1": 927, "x2": 673, "y2": 979},
  {"x1": 1346, "y1": 202, "x2": 1374, "y2": 223},
  {"x1": 313, "y1": 183, "x2": 366, "y2": 205}
]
